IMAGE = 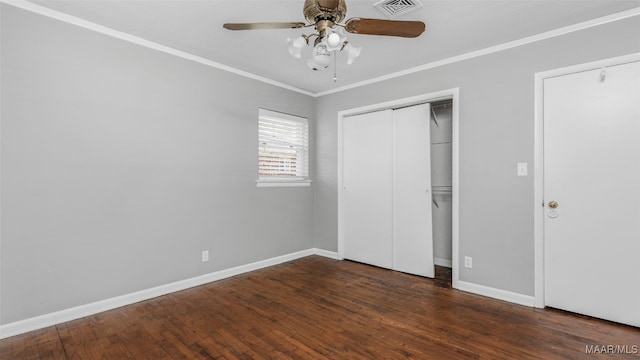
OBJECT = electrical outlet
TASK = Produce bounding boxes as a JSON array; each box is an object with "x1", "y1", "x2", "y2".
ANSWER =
[
  {"x1": 202, "y1": 250, "x2": 209, "y2": 262},
  {"x1": 464, "y1": 256, "x2": 473, "y2": 268}
]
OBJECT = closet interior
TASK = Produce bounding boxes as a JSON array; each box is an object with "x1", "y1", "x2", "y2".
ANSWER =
[{"x1": 430, "y1": 100, "x2": 453, "y2": 270}]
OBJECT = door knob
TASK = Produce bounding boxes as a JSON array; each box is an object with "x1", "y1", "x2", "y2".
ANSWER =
[{"x1": 548, "y1": 200, "x2": 559, "y2": 209}]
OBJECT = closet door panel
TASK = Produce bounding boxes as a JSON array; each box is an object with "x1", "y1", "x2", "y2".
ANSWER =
[
  {"x1": 393, "y1": 104, "x2": 435, "y2": 277},
  {"x1": 342, "y1": 110, "x2": 393, "y2": 269}
]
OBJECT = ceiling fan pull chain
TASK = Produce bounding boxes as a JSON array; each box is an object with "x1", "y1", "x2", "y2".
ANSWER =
[{"x1": 333, "y1": 51, "x2": 338, "y2": 82}]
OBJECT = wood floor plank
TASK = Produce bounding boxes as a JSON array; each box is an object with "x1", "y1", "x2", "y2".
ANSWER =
[
  {"x1": 1, "y1": 256, "x2": 638, "y2": 359},
  {"x1": 0, "y1": 326, "x2": 67, "y2": 360}
]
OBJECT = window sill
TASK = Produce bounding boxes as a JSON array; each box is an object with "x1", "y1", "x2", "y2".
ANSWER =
[{"x1": 256, "y1": 179, "x2": 313, "y2": 188}]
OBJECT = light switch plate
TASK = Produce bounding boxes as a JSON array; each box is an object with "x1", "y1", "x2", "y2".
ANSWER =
[{"x1": 517, "y1": 162, "x2": 528, "y2": 176}]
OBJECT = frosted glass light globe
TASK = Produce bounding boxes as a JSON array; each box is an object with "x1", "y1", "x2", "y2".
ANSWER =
[
  {"x1": 312, "y1": 43, "x2": 332, "y2": 67},
  {"x1": 327, "y1": 32, "x2": 341, "y2": 47},
  {"x1": 287, "y1": 36, "x2": 306, "y2": 58}
]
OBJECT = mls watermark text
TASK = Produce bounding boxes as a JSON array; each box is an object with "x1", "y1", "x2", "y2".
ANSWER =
[{"x1": 585, "y1": 344, "x2": 638, "y2": 355}]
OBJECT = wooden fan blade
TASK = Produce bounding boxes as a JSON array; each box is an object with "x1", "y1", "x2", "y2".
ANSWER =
[
  {"x1": 223, "y1": 22, "x2": 306, "y2": 30},
  {"x1": 344, "y1": 18, "x2": 425, "y2": 38}
]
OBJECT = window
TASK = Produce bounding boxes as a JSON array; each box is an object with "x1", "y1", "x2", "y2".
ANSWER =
[{"x1": 257, "y1": 109, "x2": 310, "y2": 187}]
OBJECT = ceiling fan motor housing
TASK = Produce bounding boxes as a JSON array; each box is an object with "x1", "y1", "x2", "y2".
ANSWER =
[{"x1": 304, "y1": 0, "x2": 347, "y2": 24}]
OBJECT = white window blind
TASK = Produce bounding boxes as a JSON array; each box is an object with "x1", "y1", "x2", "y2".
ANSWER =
[{"x1": 258, "y1": 109, "x2": 309, "y2": 180}]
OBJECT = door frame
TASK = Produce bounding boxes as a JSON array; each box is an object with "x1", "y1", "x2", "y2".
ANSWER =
[
  {"x1": 533, "y1": 52, "x2": 640, "y2": 308},
  {"x1": 337, "y1": 88, "x2": 460, "y2": 288}
]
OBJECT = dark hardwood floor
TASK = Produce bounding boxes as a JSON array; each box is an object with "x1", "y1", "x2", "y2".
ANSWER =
[{"x1": 1, "y1": 256, "x2": 638, "y2": 359}]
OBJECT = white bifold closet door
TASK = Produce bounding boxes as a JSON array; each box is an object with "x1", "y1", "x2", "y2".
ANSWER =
[
  {"x1": 342, "y1": 104, "x2": 434, "y2": 277},
  {"x1": 393, "y1": 105, "x2": 434, "y2": 277},
  {"x1": 343, "y1": 109, "x2": 394, "y2": 269}
]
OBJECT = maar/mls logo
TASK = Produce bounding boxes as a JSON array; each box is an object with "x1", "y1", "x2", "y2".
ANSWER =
[{"x1": 585, "y1": 344, "x2": 639, "y2": 355}]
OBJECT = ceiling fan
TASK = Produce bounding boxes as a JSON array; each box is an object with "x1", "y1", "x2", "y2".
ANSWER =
[
  {"x1": 223, "y1": 0, "x2": 426, "y2": 73},
  {"x1": 223, "y1": 0, "x2": 425, "y2": 39}
]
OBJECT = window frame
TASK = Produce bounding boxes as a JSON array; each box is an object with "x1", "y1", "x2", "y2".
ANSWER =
[{"x1": 257, "y1": 109, "x2": 311, "y2": 188}]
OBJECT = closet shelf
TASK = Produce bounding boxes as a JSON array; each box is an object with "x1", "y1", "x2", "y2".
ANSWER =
[
  {"x1": 432, "y1": 186, "x2": 452, "y2": 192},
  {"x1": 431, "y1": 186, "x2": 452, "y2": 208}
]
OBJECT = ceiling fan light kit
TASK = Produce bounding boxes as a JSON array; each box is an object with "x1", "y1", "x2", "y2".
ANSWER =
[
  {"x1": 289, "y1": 26, "x2": 361, "y2": 72},
  {"x1": 223, "y1": 0, "x2": 425, "y2": 78}
]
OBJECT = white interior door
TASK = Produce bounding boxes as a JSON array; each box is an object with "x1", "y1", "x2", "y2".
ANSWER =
[
  {"x1": 393, "y1": 104, "x2": 434, "y2": 277},
  {"x1": 544, "y1": 60, "x2": 640, "y2": 327},
  {"x1": 342, "y1": 110, "x2": 393, "y2": 269}
]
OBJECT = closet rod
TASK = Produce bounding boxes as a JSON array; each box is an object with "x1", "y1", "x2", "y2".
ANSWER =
[
  {"x1": 432, "y1": 189, "x2": 452, "y2": 208},
  {"x1": 344, "y1": 99, "x2": 452, "y2": 118},
  {"x1": 432, "y1": 185, "x2": 452, "y2": 195},
  {"x1": 346, "y1": 101, "x2": 433, "y2": 117}
]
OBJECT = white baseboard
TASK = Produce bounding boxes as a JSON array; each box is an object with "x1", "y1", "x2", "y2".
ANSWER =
[
  {"x1": 0, "y1": 248, "x2": 316, "y2": 340},
  {"x1": 434, "y1": 257, "x2": 452, "y2": 268},
  {"x1": 456, "y1": 280, "x2": 535, "y2": 307},
  {"x1": 0, "y1": 249, "x2": 532, "y2": 340},
  {"x1": 313, "y1": 248, "x2": 339, "y2": 259}
]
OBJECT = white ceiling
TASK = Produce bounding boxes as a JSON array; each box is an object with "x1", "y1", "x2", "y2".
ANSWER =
[{"x1": 26, "y1": 0, "x2": 640, "y2": 94}]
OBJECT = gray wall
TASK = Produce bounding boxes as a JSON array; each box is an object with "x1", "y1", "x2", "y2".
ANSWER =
[
  {"x1": 0, "y1": 5, "x2": 314, "y2": 324},
  {"x1": 314, "y1": 16, "x2": 640, "y2": 296}
]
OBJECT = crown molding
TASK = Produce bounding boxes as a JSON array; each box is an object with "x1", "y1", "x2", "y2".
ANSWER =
[
  {"x1": 2, "y1": 0, "x2": 639, "y2": 97},
  {"x1": 0, "y1": 0, "x2": 315, "y2": 97},
  {"x1": 314, "y1": 6, "x2": 640, "y2": 97}
]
